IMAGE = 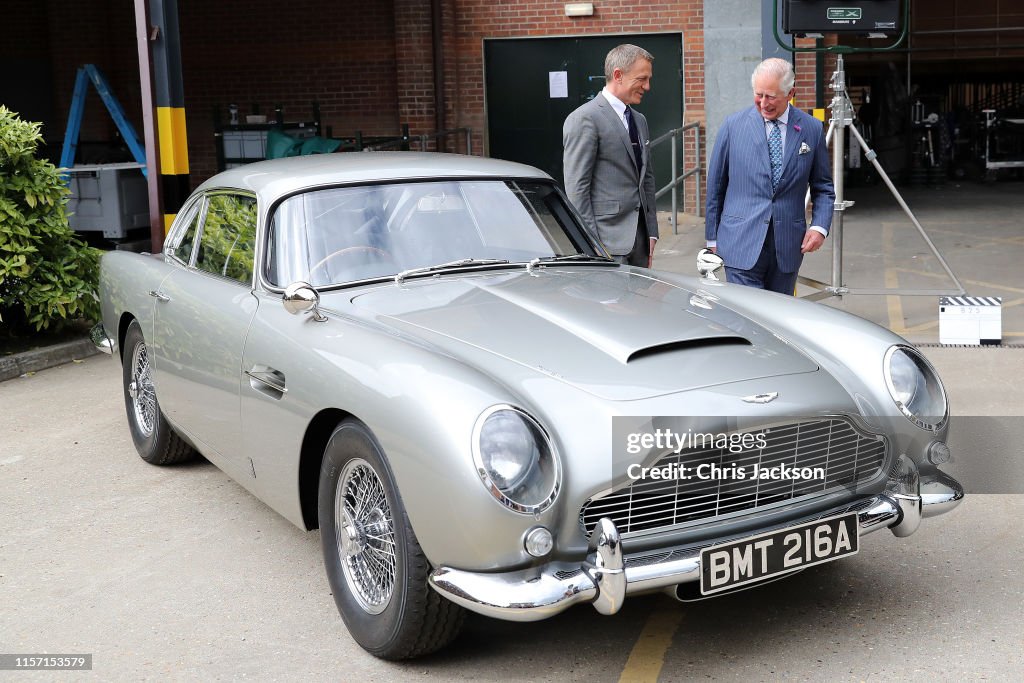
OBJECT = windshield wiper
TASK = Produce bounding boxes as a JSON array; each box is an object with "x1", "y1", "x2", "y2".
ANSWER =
[
  {"x1": 394, "y1": 258, "x2": 509, "y2": 284},
  {"x1": 526, "y1": 253, "x2": 615, "y2": 273}
]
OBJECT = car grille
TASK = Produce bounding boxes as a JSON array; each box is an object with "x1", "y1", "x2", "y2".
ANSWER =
[{"x1": 580, "y1": 418, "x2": 887, "y2": 537}]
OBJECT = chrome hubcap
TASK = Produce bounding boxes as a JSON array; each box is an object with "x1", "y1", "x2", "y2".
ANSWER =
[
  {"x1": 130, "y1": 340, "x2": 156, "y2": 437},
  {"x1": 335, "y1": 458, "x2": 396, "y2": 615}
]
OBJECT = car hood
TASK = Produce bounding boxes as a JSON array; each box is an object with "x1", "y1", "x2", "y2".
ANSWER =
[{"x1": 347, "y1": 268, "x2": 818, "y2": 400}]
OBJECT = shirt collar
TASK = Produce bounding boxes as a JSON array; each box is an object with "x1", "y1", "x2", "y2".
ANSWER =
[
  {"x1": 601, "y1": 88, "x2": 628, "y2": 120},
  {"x1": 765, "y1": 108, "x2": 790, "y2": 127}
]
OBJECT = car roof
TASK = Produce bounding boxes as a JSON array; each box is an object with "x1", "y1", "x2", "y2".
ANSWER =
[{"x1": 194, "y1": 152, "x2": 553, "y2": 200}]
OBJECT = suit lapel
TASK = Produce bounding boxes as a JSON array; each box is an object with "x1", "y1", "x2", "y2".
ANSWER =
[
  {"x1": 781, "y1": 108, "x2": 802, "y2": 172},
  {"x1": 747, "y1": 107, "x2": 772, "y2": 184},
  {"x1": 595, "y1": 96, "x2": 639, "y2": 178}
]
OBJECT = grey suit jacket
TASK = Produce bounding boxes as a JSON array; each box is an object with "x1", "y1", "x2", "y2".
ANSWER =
[
  {"x1": 563, "y1": 94, "x2": 658, "y2": 255},
  {"x1": 705, "y1": 105, "x2": 834, "y2": 273}
]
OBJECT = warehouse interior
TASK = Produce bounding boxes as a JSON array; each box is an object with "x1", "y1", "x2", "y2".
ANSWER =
[{"x1": 836, "y1": 0, "x2": 1023, "y2": 185}]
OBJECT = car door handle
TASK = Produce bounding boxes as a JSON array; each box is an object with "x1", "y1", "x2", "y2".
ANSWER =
[
  {"x1": 245, "y1": 367, "x2": 287, "y2": 398},
  {"x1": 148, "y1": 290, "x2": 171, "y2": 302}
]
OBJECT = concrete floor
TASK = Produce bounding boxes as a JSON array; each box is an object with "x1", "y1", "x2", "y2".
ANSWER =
[
  {"x1": 1, "y1": 351, "x2": 1021, "y2": 680},
  {"x1": 652, "y1": 179, "x2": 1024, "y2": 346},
  {"x1": 2, "y1": 178, "x2": 1023, "y2": 678}
]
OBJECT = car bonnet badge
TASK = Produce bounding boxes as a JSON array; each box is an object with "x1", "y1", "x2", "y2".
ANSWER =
[{"x1": 742, "y1": 392, "x2": 778, "y2": 404}]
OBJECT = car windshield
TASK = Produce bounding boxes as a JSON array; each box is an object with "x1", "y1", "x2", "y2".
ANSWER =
[{"x1": 265, "y1": 179, "x2": 599, "y2": 287}]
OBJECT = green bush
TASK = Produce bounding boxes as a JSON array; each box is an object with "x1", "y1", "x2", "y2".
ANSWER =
[{"x1": 0, "y1": 105, "x2": 101, "y2": 334}]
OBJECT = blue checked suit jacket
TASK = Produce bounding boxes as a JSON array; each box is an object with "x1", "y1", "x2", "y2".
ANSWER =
[{"x1": 705, "y1": 105, "x2": 834, "y2": 273}]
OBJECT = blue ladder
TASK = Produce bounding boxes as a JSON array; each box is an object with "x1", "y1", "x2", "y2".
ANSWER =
[{"x1": 59, "y1": 64, "x2": 147, "y2": 177}]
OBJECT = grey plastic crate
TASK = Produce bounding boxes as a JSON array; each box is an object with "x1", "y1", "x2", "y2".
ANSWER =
[{"x1": 66, "y1": 163, "x2": 149, "y2": 239}]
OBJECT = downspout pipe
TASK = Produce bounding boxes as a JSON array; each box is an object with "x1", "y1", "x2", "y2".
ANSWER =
[{"x1": 431, "y1": 0, "x2": 446, "y2": 144}]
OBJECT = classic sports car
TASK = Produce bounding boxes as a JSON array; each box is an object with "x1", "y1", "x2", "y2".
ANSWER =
[{"x1": 93, "y1": 153, "x2": 963, "y2": 659}]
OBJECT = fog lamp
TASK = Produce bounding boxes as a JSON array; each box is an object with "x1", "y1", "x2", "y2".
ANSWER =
[{"x1": 524, "y1": 526, "x2": 554, "y2": 558}]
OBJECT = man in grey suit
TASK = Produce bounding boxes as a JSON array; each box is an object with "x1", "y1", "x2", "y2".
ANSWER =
[
  {"x1": 563, "y1": 44, "x2": 658, "y2": 267},
  {"x1": 705, "y1": 57, "x2": 835, "y2": 294}
]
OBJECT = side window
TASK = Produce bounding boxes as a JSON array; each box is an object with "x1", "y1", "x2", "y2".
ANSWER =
[
  {"x1": 195, "y1": 193, "x2": 258, "y2": 284},
  {"x1": 170, "y1": 198, "x2": 203, "y2": 265}
]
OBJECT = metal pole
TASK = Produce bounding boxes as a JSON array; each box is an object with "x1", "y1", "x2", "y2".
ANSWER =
[
  {"x1": 671, "y1": 130, "x2": 678, "y2": 234},
  {"x1": 696, "y1": 125, "x2": 702, "y2": 218},
  {"x1": 830, "y1": 55, "x2": 848, "y2": 294}
]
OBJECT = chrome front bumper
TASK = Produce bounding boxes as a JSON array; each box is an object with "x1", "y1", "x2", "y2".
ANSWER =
[
  {"x1": 90, "y1": 323, "x2": 114, "y2": 355},
  {"x1": 428, "y1": 469, "x2": 964, "y2": 622}
]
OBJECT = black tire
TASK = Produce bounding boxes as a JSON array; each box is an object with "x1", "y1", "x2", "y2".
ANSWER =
[
  {"x1": 318, "y1": 420, "x2": 465, "y2": 659},
  {"x1": 121, "y1": 320, "x2": 195, "y2": 465}
]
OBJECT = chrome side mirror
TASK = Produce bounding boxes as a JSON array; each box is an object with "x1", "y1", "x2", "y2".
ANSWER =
[
  {"x1": 696, "y1": 249, "x2": 724, "y2": 281},
  {"x1": 283, "y1": 282, "x2": 327, "y2": 322}
]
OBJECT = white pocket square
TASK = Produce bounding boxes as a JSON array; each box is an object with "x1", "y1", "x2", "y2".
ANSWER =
[{"x1": 798, "y1": 142, "x2": 811, "y2": 155}]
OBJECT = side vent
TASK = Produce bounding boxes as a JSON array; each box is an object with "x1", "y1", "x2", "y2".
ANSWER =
[{"x1": 626, "y1": 337, "x2": 750, "y2": 363}]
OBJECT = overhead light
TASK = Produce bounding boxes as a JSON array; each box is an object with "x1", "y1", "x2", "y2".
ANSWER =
[{"x1": 565, "y1": 3, "x2": 594, "y2": 16}]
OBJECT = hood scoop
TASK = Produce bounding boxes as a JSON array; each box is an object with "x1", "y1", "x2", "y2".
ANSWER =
[
  {"x1": 626, "y1": 336, "x2": 751, "y2": 363},
  {"x1": 347, "y1": 270, "x2": 818, "y2": 400}
]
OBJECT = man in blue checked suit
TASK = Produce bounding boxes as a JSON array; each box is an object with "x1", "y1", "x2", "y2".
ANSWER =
[{"x1": 705, "y1": 57, "x2": 835, "y2": 294}]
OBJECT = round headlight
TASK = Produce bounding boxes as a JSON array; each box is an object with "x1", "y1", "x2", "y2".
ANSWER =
[
  {"x1": 884, "y1": 345, "x2": 948, "y2": 431},
  {"x1": 473, "y1": 406, "x2": 560, "y2": 514}
]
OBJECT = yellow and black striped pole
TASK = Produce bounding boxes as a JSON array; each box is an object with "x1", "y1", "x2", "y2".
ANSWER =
[{"x1": 150, "y1": 0, "x2": 189, "y2": 239}]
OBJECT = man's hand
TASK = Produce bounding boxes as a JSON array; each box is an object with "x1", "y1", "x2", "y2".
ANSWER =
[
  {"x1": 647, "y1": 237, "x2": 657, "y2": 268},
  {"x1": 801, "y1": 230, "x2": 825, "y2": 254}
]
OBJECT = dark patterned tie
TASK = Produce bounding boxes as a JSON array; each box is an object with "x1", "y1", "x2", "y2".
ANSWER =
[
  {"x1": 624, "y1": 106, "x2": 643, "y2": 173},
  {"x1": 769, "y1": 119, "x2": 783, "y2": 190}
]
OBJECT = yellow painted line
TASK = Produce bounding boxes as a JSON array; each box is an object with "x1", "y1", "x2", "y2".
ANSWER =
[
  {"x1": 618, "y1": 605, "x2": 683, "y2": 683},
  {"x1": 163, "y1": 213, "x2": 176, "y2": 235},
  {"x1": 901, "y1": 319, "x2": 938, "y2": 333},
  {"x1": 890, "y1": 268, "x2": 1024, "y2": 295},
  {"x1": 903, "y1": 225, "x2": 1024, "y2": 247},
  {"x1": 883, "y1": 223, "x2": 906, "y2": 335}
]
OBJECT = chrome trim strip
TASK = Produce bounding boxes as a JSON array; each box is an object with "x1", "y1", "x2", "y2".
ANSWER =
[
  {"x1": 245, "y1": 370, "x2": 287, "y2": 394},
  {"x1": 428, "y1": 469, "x2": 963, "y2": 622}
]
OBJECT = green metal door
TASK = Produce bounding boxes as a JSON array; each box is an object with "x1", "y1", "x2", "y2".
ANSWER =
[{"x1": 485, "y1": 33, "x2": 683, "y2": 199}]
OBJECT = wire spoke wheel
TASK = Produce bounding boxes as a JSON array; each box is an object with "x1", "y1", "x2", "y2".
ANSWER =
[
  {"x1": 336, "y1": 458, "x2": 397, "y2": 614},
  {"x1": 129, "y1": 338, "x2": 157, "y2": 437},
  {"x1": 319, "y1": 421, "x2": 464, "y2": 658}
]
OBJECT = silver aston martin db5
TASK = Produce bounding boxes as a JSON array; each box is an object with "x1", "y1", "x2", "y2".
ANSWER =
[{"x1": 93, "y1": 152, "x2": 963, "y2": 659}]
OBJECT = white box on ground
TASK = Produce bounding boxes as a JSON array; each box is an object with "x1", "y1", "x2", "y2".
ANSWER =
[{"x1": 939, "y1": 296, "x2": 1002, "y2": 345}]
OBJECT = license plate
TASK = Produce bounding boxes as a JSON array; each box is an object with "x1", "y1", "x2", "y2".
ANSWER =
[{"x1": 699, "y1": 513, "x2": 859, "y2": 595}]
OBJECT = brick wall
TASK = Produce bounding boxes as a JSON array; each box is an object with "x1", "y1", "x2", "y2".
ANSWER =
[
  {"x1": 12, "y1": 0, "x2": 712, "y2": 207},
  {"x1": 793, "y1": 38, "x2": 835, "y2": 123},
  {"x1": 2, "y1": 1, "x2": 140, "y2": 160},
  {"x1": 178, "y1": 0, "x2": 399, "y2": 182},
  {"x1": 450, "y1": 0, "x2": 705, "y2": 209}
]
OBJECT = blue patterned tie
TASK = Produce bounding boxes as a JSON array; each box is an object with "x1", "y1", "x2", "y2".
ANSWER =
[{"x1": 768, "y1": 119, "x2": 783, "y2": 190}]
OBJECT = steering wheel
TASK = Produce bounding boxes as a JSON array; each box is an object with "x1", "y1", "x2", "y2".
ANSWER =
[{"x1": 308, "y1": 245, "x2": 390, "y2": 282}]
